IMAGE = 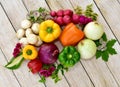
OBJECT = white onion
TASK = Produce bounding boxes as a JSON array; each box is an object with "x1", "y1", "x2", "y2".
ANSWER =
[
  {"x1": 84, "y1": 22, "x2": 104, "y2": 40},
  {"x1": 77, "y1": 39, "x2": 97, "y2": 59}
]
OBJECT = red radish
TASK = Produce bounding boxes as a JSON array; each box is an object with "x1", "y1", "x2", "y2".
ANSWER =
[
  {"x1": 27, "y1": 58, "x2": 42, "y2": 74},
  {"x1": 50, "y1": 11, "x2": 56, "y2": 17},
  {"x1": 38, "y1": 43, "x2": 59, "y2": 64},
  {"x1": 63, "y1": 15, "x2": 71, "y2": 24},
  {"x1": 56, "y1": 10, "x2": 64, "y2": 17},
  {"x1": 56, "y1": 16, "x2": 64, "y2": 25},
  {"x1": 64, "y1": 9, "x2": 73, "y2": 16},
  {"x1": 72, "y1": 14, "x2": 80, "y2": 24}
]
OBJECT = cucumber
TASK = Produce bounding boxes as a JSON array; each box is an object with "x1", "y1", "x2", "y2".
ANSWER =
[{"x1": 5, "y1": 55, "x2": 24, "y2": 70}]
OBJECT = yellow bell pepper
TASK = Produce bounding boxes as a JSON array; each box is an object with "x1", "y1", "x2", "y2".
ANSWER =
[
  {"x1": 39, "y1": 20, "x2": 61, "y2": 42},
  {"x1": 23, "y1": 45, "x2": 38, "y2": 60}
]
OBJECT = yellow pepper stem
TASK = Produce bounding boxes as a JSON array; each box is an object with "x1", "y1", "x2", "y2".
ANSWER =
[
  {"x1": 26, "y1": 49, "x2": 32, "y2": 55},
  {"x1": 46, "y1": 27, "x2": 53, "y2": 33}
]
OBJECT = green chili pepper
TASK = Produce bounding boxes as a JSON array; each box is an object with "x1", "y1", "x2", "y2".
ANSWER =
[{"x1": 58, "y1": 46, "x2": 80, "y2": 68}]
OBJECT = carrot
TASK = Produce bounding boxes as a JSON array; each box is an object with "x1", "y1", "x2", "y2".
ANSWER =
[{"x1": 59, "y1": 23, "x2": 84, "y2": 46}]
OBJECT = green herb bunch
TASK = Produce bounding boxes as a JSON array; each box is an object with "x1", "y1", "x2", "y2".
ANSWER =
[{"x1": 95, "y1": 33, "x2": 117, "y2": 62}]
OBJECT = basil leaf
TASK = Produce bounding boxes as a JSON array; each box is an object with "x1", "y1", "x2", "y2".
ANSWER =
[
  {"x1": 96, "y1": 50, "x2": 102, "y2": 59},
  {"x1": 107, "y1": 47, "x2": 117, "y2": 55},
  {"x1": 102, "y1": 51, "x2": 109, "y2": 62},
  {"x1": 102, "y1": 33, "x2": 107, "y2": 41},
  {"x1": 107, "y1": 39, "x2": 116, "y2": 48}
]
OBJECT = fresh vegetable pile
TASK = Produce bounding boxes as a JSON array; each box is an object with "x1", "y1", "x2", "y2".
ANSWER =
[{"x1": 5, "y1": 4, "x2": 117, "y2": 83}]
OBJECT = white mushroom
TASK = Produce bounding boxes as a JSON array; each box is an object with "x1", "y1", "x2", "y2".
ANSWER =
[
  {"x1": 35, "y1": 36, "x2": 43, "y2": 46},
  {"x1": 21, "y1": 19, "x2": 32, "y2": 29},
  {"x1": 31, "y1": 23, "x2": 40, "y2": 34},
  {"x1": 19, "y1": 37, "x2": 29, "y2": 46},
  {"x1": 25, "y1": 28, "x2": 33, "y2": 37},
  {"x1": 27, "y1": 34, "x2": 38, "y2": 44},
  {"x1": 16, "y1": 29, "x2": 25, "y2": 39}
]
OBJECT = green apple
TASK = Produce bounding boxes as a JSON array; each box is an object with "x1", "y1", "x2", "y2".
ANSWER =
[{"x1": 77, "y1": 39, "x2": 97, "y2": 59}]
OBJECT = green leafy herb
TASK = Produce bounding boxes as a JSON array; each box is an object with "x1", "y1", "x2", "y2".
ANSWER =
[
  {"x1": 27, "y1": 7, "x2": 49, "y2": 23},
  {"x1": 74, "y1": 6, "x2": 83, "y2": 15},
  {"x1": 102, "y1": 33, "x2": 107, "y2": 41},
  {"x1": 106, "y1": 39, "x2": 116, "y2": 48},
  {"x1": 39, "y1": 76, "x2": 46, "y2": 83},
  {"x1": 84, "y1": 4, "x2": 98, "y2": 21},
  {"x1": 51, "y1": 64, "x2": 68, "y2": 83},
  {"x1": 95, "y1": 33, "x2": 117, "y2": 62}
]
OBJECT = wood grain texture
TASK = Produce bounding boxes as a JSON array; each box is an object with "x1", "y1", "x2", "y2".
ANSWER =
[
  {"x1": 70, "y1": 0, "x2": 120, "y2": 86},
  {"x1": 47, "y1": 0, "x2": 120, "y2": 87},
  {"x1": 94, "y1": 0, "x2": 120, "y2": 42},
  {"x1": 0, "y1": 49, "x2": 20, "y2": 87},
  {"x1": 46, "y1": 0, "x2": 95, "y2": 87},
  {"x1": 0, "y1": 1, "x2": 45, "y2": 87},
  {"x1": 0, "y1": 0, "x2": 120, "y2": 87},
  {"x1": 23, "y1": 0, "x2": 70, "y2": 87}
]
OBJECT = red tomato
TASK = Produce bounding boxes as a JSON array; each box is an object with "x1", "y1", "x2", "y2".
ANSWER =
[{"x1": 27, "y1": 58, "x2": 42, "y2": 74}]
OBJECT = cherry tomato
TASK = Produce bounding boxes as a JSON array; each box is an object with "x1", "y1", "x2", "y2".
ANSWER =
[{"x1": 27, "y1": 58, "x2": 42, "y2": 74}]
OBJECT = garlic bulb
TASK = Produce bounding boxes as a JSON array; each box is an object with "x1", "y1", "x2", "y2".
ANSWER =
[
  {"x1": 16, "y1": 29, "x2": 25, "y2": 39},
  {"x1": 21, "y1": 19, "x2": 32, "y2": 29},
  {"x1": 25, "y1": 28, "x2": 33, "y2": 37},
  {"x1": 27, "y1": 34, "x2": 38, "y2": 44},
  {"x1": 35, "y1": 36, "x2": 43, "y2": 46},
  {"x1": 31, "y1": 23, "x2": 40, "y2": 34},
  {"x1": 19, "y1": 37, "x2": 29, "y2": 46}
]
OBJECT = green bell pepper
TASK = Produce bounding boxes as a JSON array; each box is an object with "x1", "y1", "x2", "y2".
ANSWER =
[{"x1": 58, "y1": 46, "x2": 80, "y2": 68}]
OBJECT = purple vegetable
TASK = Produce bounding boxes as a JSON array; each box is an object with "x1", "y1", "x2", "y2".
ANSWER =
[
  {"x1": 64, "y1": 9, "x2": 73, "y2": 16},
  {"x1": 72, "y1": 14, "x2": 80, "y2": 24},
  {"x1": 56, "y1": 16, "x2": 64, "y2": 25},
  {"x1": 63, "y1": 15, "x2": 71, "y2": 24},
  {"x1": 56, "y1": 10, "x2": 64, "y2": 17},
  {"x1": 38, "y1": 43, "x2": 59, "y2": 64},
  {"x1": 79, "y1": 15, "x2": 92, "y2": 25},
  {"x1": 50, "y1": 11, "x2": 56, "y2": 17}
]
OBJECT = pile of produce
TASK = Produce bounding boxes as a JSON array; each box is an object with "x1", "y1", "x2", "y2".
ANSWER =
[{"x1": 5, "y1": 4, "x2": 117, "y2": 83}]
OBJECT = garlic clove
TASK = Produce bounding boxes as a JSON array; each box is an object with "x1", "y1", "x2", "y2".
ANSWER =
[
  {"x1": 16, "y1": 29, "x2": 25, "y2": 39},
  {"x1": 21, "y1": 19, "x2": 32, "y2": 29}
]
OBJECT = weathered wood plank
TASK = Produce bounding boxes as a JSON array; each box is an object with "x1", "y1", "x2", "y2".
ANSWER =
[
  {"x1": 94, "y1": 0, "x2": 120, "y2": 42},
  {"x1": 23, "y1": 0, "x2": 70, "y2": 87},
  {"x1": 46, "y1": 0, "x2": 97, "y2": 87},
  {"x1": 47, "y1": 0, "x2": 120, "y2": 87},
  {"x1": 0, "y1": 49, "x2": 20, "y2": 87},
  {"x1": 0, "y1": 1, "x2": 45, "y2": 87},
  {"x1": 70, "y1": 0, "x2": 120, "y2": 86}
]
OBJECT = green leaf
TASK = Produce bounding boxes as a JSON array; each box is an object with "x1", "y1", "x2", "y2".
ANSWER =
[
  {"x1": 94, "y1": 40, "x2": 101, "y2": 46},
  {"x1": 96, "y1": 50, "x2": 102, "y2": 59},
  {"x1": 102, "y1": 33, "x2": 107, "y2": 41},
  {"x1": 55, "y1": 77, "x2": 61, "y2": 83},
  {"x1": 107, "y1": 47, "x2": 117, "y2": 55},
  {"x1": 39, "y1": 76, "x2": 46, "y2": 83},
  {"x1": 102, "y1": 51, "x2": 109, "y2": 62},
  {"x1": 106, "y1": 39, "x2": 116, "y2": 48},
  {"x1": 38, "y1": 7, "x2": 45, "y2": 12}
]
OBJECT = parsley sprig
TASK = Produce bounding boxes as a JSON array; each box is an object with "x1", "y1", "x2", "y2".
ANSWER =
[
  {"x1": 51, "y1": 64, "x2": 68, "y2": 83},
  {"x1": 95, "y1": 33, "x2": 117, "y2": 62}
]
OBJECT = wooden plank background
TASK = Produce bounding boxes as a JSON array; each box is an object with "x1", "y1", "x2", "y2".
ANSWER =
[{"x1": 0, "y1": 0, "x2": 120, "y2": 87}]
